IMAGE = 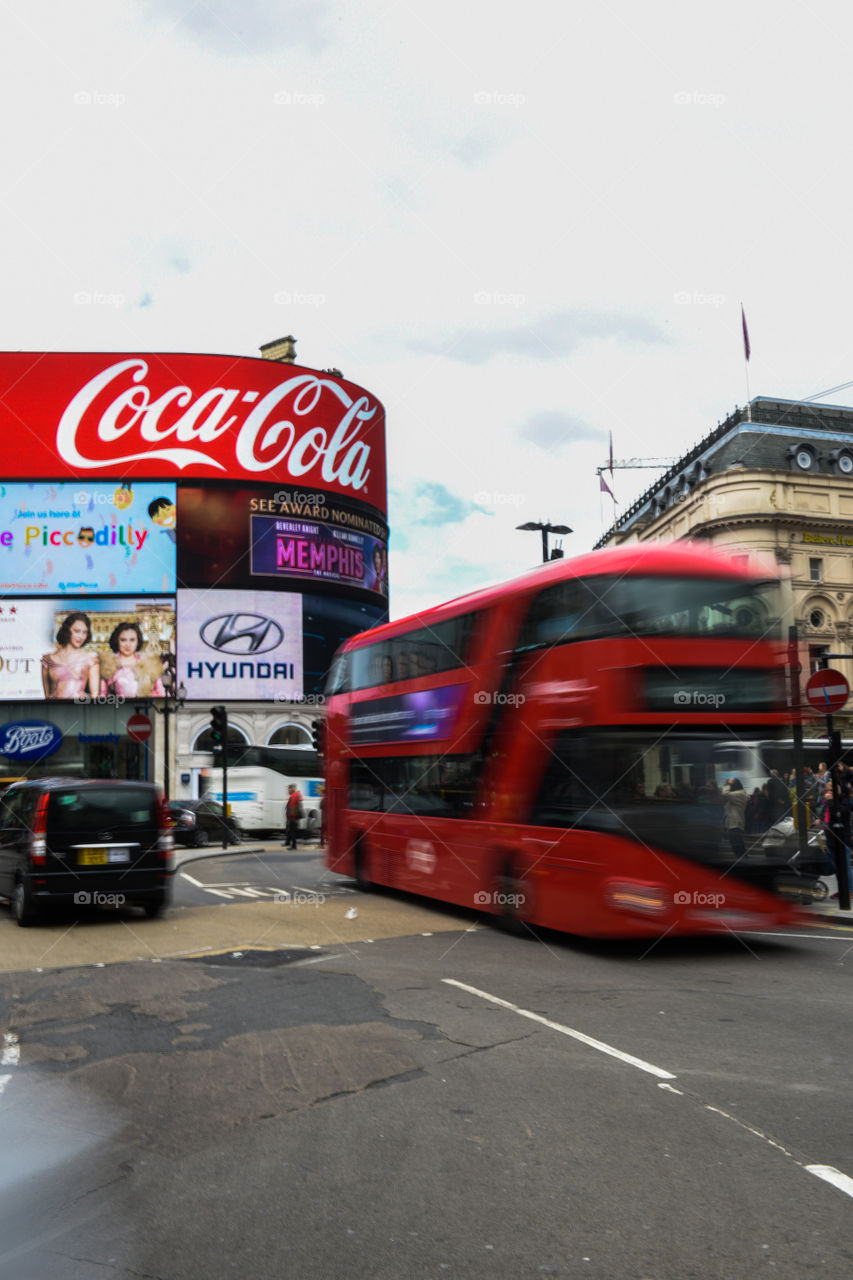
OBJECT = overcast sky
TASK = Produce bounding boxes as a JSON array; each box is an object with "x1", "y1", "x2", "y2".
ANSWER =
[{"x1": 2, "y1": 0, "x2": 852, "y2": 619}]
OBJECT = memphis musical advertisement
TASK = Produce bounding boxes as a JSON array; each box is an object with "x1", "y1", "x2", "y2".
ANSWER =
[
  {"x1": 0, "y1": 481, "x2": 176, "y2": 595},
  {"x1": 178, "y1": 486, "x2": 388, "y2": 598}
]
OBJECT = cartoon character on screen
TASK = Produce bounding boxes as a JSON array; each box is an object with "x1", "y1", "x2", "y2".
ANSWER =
[
  {"x1": 148, "y1": 496, "x2": 177, "y2": 544},
  {"x1": 42, "y1": 611, "x2": 100, "y2": 700},
  {"x1": 100, "y1": 621, "x2": 165, "y2": 698}
]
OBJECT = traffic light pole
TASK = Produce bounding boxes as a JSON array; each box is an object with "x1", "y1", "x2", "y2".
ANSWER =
[
  {"x1": 221, "y1": 749, "x2": 228, "y2": 851},
  {"x1": 210, "y1": 706, "x2": 229, "y2": 850}
]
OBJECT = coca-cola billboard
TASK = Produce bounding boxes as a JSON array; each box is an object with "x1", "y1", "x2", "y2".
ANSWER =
[{"x1": 0, "y1": 353, "x2": 387, "y2": 515}]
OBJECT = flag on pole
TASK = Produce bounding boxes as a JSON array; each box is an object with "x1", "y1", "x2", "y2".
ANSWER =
[
  {"x1": 741, "y1": 305, "x2": 751, "y2": 362},
  {"x1": 600, "y1": 472, "x2": 615, "y2": 500}
]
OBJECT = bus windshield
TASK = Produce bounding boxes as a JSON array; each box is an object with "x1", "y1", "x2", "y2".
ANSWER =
[{"x1": 518, "y1": 575, "x2": 782, "y2": 649}]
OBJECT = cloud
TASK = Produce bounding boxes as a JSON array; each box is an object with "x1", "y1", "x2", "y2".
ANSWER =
[
  {"x1": 393, "y1": 481, "x2": 481, "y2": 531},
  {"x1": 409, "y1": 308, "x2": 669, "y2": 365},
  {"x1": 141, "y1": 0, "x2": 330, "y2": 55},
  {"x1": 518, "y1": 411, "x2": 601, "y2": 450}
]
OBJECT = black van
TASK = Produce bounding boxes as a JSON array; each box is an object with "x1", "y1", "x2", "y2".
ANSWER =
[{"x1": 0, "y1": 779, "x2": 174, "y2": 926}]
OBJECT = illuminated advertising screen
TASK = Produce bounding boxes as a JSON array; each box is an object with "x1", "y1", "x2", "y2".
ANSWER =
[
  {"x1": 350, "y1": 685, "x2": 466, "y2": 745},
  {"x1": 0, "y1": 597, "x2": 175, "y2": 701},
  {"x1": 178, "y1": 486, "x2": 388, "y2": 600},
  {"x1": 177, "y1": 588, "x2": 303, "y2": 701},
  {"x1": 0, "y1": 481, "x2": 176, "y2": 595},
  {"x1": 0, "y1": 353, "x2": 387, "y2": 513}
]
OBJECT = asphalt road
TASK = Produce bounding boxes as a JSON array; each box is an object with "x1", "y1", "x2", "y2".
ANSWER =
[{"x1": 0, "y1": 848, "x2": 852, "y2": 1279}]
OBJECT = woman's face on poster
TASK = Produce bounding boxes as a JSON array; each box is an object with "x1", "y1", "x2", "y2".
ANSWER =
[
  {"x1": 68, "y1": 620, "x2": 89, "y2": 648},
  {"x1": 117, "y1": 627, "x2": 140, "y2": 656}
]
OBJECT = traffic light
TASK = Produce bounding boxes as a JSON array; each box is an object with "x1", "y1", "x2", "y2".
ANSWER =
[
  {"x1": 210, "y1": 704, "x2": 227, "y2": 747},
  {"x1": 311, "y1": 718, "x2": 323, "y2": 755}
]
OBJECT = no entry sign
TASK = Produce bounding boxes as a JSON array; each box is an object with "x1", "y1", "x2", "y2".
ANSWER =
[
  {"x1": 805, "y1": 669, "x2": 850, "y2": 714},
  {"x1": 126, "y1": 713, "x2": 153, "y2": 743}
]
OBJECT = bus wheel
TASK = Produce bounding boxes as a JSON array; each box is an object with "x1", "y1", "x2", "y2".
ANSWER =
[
  {"x1": 353, "y1": 840, "x2": 372, "y2": 892},
  {"x1": 495, "y1": 859, "x2": 534, "y2": 935}
]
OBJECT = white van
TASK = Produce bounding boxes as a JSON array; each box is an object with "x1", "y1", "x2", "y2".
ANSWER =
[{"x1": 208, "y1": 766, "x2": 323, "y2": 837}]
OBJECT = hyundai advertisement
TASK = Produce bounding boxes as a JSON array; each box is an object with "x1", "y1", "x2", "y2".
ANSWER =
[{"x1": 177, "y1": 588, "x2": 303, "y2": 701}]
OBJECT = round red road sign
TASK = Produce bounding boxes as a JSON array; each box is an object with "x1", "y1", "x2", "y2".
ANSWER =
[
  {"x1": 805, "y1": 669, "x2": 850, "y2": 714},
  {"x1": 126, "y1": 713, "x2": 153, "y2": 743}
]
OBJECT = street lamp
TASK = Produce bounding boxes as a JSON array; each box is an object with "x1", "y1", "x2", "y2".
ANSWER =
[
  {"x1": 516, "y1": 521, "x2": 573, "y2": 564},
  {"x1": 153, "y1": 665, "x2": 186, "y2": 801}
]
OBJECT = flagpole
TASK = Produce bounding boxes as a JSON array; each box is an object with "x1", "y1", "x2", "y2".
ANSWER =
[{"x1": 741, "y1": 304, "x2": 752, "y2": 421}]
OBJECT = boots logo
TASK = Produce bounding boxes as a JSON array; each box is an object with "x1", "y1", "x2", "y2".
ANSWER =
[
  {"x1": 0, "y1": 720, "x2": 63, "y2": 761},
  {"x1": 200, "y1": 613, "x2": 283, "y2": 655}
]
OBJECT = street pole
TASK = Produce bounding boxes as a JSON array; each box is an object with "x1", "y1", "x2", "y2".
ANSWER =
[
  {"x1": 163, "y1": 692, "x2": 170, "y2": 802},
  {"x1": 788, "y1": 626, "x2": 808, "y2": 863},
  {"x1": 819, "y1": 654, "x2": 851, "y2": 912}
]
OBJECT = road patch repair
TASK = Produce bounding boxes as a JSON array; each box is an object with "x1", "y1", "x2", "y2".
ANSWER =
[{"x1": 0, "y1": 894, "x2": 473, "y2": 973}]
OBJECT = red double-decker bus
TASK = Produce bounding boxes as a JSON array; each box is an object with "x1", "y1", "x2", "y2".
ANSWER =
[{"x1": 324, "y1": 542, "x2": 801, "y2": 937}]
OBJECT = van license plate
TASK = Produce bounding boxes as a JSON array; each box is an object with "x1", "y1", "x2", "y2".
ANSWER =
[
  {"x1": 78, "y1": 849, "x2": 108, "y2": 865},
  {"x1": 78, "y1": 848, "x2": 130, "y2": 866}
]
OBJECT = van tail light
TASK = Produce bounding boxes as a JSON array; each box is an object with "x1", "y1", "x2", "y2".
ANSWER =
[
  {"x1": 29, "y1": 793, "x2": 50, "y2": 867},
  {"x1": 156, "y1": 791, "x2": 174, "y2": 864}
]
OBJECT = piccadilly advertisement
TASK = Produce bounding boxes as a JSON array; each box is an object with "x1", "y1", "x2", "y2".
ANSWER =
[{"x1": 0, "y1": 480, "x2": 176, "y2": 595}]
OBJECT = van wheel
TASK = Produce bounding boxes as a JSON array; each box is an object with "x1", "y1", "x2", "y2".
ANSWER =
[
  {"x1": 193, "y1": 829, "x2": 209, "y2": 848},
  {"x1": 12, "y1": 878, "x2": 38, "y2": 927},
  {"x1": 353, "y1": 841, "x2": 371, "y2": 892},
  {"x1": 144, "y1": 897, "x2": 166, "y2": 919}
]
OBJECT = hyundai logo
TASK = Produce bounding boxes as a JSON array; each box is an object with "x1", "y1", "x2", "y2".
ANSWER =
[{"x1": 200, "y1": 614, "x2": 284, "y2": 655}]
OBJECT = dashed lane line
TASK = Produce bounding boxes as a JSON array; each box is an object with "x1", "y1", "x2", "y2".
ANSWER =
[{"x1": 443, "y1": 978, "x2": 853, "y2": 1202}]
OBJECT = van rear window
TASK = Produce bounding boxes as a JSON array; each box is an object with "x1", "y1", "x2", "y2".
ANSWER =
[{"x1": 49, "y1": 789, "x2": 155, "y2": 830}]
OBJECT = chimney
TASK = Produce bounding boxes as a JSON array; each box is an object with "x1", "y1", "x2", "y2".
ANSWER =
[{"x1": 260, "y1": 335, "x2": 297, "y2": 364}]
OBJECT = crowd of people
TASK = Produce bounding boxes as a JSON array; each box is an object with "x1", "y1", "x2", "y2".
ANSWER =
[{"x1": 743, "y1": 762, "x2": 846, "y2": 835}]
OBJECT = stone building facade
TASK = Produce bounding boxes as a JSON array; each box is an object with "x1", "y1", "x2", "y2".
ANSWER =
[{"x1": 597, "y1": 396, "x2": 853, "y2": 723}]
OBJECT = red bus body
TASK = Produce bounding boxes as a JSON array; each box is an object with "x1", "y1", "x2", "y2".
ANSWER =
[{"x1": 325, "y1": 542, "x2": 801, "y2": 938}]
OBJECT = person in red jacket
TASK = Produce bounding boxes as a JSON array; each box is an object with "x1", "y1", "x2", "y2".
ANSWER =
[{"x1": 283, "y1": 784, "x2": 304, "y2": 849}]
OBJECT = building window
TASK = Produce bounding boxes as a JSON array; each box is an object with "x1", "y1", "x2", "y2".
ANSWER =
[
  {"x1": 809, "y1": 558, "x2": 823, "y2": 582},
  {"x1": 809, "y1": 608, "x2": 826, "y2": 629},
  {"x1": 191, "y1": 723, "x2": 249, "y2": 752},
  {"x1": 268, "y1": 724, "x2": 311, "y2": 746}
]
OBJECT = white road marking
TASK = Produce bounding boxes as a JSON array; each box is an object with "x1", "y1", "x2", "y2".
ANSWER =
[
  {"x1": 0, "y1": 1032, "x2": 20, "y2": 1097},
  {"x1": 445, "y1": 981, "x2": 853, "y2": 1203},
  {"x1": 442, "y1": 979, "x2": 676, "y2": 1080},
  {"x1": 747, "y1": 931, "x2": 853, "y2": 940},
  {"x1": 805, "y1": 1166, "x2": 853, "y2": 1199}
]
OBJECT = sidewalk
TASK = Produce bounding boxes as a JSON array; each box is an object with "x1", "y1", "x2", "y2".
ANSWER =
[
  {"x1": 173, "y1": 837, "x2": 324, "y2": 870},
  {"x1": 796, "y1": 875, "x2": 853, "y2": 926}
]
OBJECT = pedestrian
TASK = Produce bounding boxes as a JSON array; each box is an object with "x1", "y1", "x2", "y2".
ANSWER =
[
  {"x1": 722, "y1": 777, "x2": 748, "y2": 857},
  {"x1": 766, "y1": 769, "x2": 789, "y2": 823},
  {"x1": 746, "y1": 787, "x2": 768, "y2": 834},
  {"x1": 283, "y1": 783, "x2": 304, "y2": 850}
]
